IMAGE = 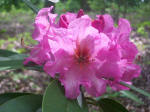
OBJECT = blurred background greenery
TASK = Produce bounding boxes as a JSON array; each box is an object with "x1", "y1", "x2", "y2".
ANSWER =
[
  {"x1": 0, "y1": 0, "x2": 150, "y2": 112},
  {"x1": 0, "y1": 0, "x2": 150, "y2": 51}
]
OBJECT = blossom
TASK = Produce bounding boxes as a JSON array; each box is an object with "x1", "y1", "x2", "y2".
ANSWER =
[
  {"x1": 24, "y1": 6, "x2": 141, "y2": 99},
  {"x1": 92, "y1": 14, "x2": 114, "y2": 33},
  {"x1": 59, "y1": 9, "x2": 84, "y2": 28}
]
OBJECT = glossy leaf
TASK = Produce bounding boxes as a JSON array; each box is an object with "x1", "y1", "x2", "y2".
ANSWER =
[
  {"x1": 120, "y1": 81, "x2": 150, "y2": 99},
  {"x1": 97, "y1": 92, "x2": 120, "y2": 100},
  {"x1": 36, "y1": 108, "x2": 42, "y2": 112},
  {"x1": 96, "y1": 87, "x2": 120, "y2": 100},
  {"x1": 0, "y1": 93, "x2": 31, "y2": 105},
  {"x1": 0, "y1": 49, "x2": 27, "y2": 71},
  {"x1": 120, "y1": 91, "x2": 144, "y2": 105},
  {"x1": 25, "y1": 65, "x2": 43, "y2": 72},
  {"x1": 0, "y1": 94, "x2": 42, "y2": 112},
  {"x1": 0, "y1": 54, "x2": 27, "y2": 71},
  {"x1": 98, "y1": 98, "x2": 129, "y2": 112},
  {"x1": 0, "y1": 49, "x2": 44, "y2": 71},
  {"x1": 0, "y1": 49, "x2": 18, "y2": 57},
  {"x1": 42, "y1": 80, "x2": 88, "y2": 112}
]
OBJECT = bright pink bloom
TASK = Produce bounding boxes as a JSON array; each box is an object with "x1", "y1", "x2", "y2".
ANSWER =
[
  {"x1": 24, "y1": 7, "x2": 141, "y2": 99},
  {"x1": 44, "y1": 18, "x2": 108, "y2": 98},
  {"x1": 32, "y1": 6, "x2": 57, "y2": 41},
  {"x1": 92, "y1": 14, "x2": 114, "y2": 33},
  {"x1": 59, "y1": 9, "x2": 84, "y2": 28},
  {"x1": 95, "y1": 17, "x2": 140, "y2": 91},
  {"x1": 24, "y1": 36, "x2": 51, "y2": 65}
]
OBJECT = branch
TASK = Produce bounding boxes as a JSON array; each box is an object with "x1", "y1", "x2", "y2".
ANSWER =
[{"x1": 22, "y1": 0, "x2": 39, "y2": 14}]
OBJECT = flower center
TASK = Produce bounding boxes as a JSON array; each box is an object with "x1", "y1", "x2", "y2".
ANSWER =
[{"x1": 74, "y1": 47, "x2": 90, "y2": 64}]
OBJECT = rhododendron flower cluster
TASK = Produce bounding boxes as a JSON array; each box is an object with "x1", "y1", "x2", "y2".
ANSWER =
[{"x1": 24, "y1": 6, "x2": 141, "y2": 99}]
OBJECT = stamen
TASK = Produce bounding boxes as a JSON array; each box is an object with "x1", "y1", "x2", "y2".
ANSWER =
[
  {"x1": 21, "y1": 38, "x2": 33, "y2": 50},
  {"x1": 74, "y1": 47, "x2": 90, "y2": 64}
]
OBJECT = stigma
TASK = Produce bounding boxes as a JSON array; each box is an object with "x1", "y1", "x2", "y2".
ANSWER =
[{"x1": 74, "y1": 47, "x2": 90, "y2": 64}]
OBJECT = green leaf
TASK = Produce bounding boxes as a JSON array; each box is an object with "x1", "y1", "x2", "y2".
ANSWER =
[
  {"x1": 120, "y1": 91, "x2": 144, "y2": 105},
  {"x1": 25, "y1": 65, "x2": 44, "y2": 72},
  {"x1": 0, "y1": 49, "x2": 18, "y2": 57},
  {"x1": 0, "y1": 59, "x2": 23, "y2": 70},
  {"x1": 0, "y1": 94, "x2": 42, "y2": 112},
  {"x1": 42, "y1": 80, "x2": 88, "y2": 112},
  {"x1": 120, "y1": 81, "x2": 150, "y2": 99},
  {"x1": 96, "y1": 87, "x2": 120, "y2": 100},
  {"x1": 22, "y1": 0, "x2": 39, "y2": 13},
  {"x1": 96, "y1": 92, "x2": 120, "y2": 100},
  {"x1": 0, "y1": 93, "x2": 31, "y2": 105},
  {"x1": 0, "y1": 49, "x2": 27, "y2": 71},
  {"x1": 0, "y1": 49, "x2": 43, "y2": 71},
  {"x1": 98, "y1": 98, "x2": 129, "y2": 112},
  {"x1": 0, "y1": 54, "x2": 27, "y2": 71},
  {"x1": 36, "y1": 108, "x2": 42, "y2": 112}
]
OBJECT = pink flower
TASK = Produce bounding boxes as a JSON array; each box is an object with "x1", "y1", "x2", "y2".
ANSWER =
[
  {"x1": 59, "y1": 9, "x2": 84, "y2": 28},
  {"x1": 44, "y1": 18, "x2": 108, "y2": 98},
  {"x1": 92, "y1": 14, "x2": 114, "y2": 33},
  {"x1": 32, "y1": 6, "x2": 57, "y2": 42},
  {"x1": 24, "y1": 36, "x2": 51, "y2": 65},
  {"x1": 95, "y1": 18, "x2": 140, "y2": 91},
  {"x1": 24, "y1": 7, "x2": 141, "y2": 99}
]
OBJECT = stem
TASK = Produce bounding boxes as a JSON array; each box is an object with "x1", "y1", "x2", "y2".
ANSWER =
[
  {"x1": 85, "y1": 97, "x2": 97, "y2": 103},
  {"x1": 119, "y1": 81, "x2": 150, "y2": 99},
  {"x1": 22, "y1": 0, "x2": 39, "y2": 14},
  {"x1": 85, "y1": 97, "x2": 98, "y2": 106},
  {"x1": 86, "y1": 101, "x2": 97, "y2": 106}
]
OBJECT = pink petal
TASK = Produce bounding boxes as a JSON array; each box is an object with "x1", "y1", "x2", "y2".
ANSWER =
[
  {"x1": 78, "y1": 35, "x2": 95, "y2": 55},
  {"x1": 24, "y1": 44, "x2": 50, "y2": 65},
  {"x1": 120, "y1": 41, "x2": 138, "y2": 61},
  {"x1": 59, "y1": 14, "x2": 68, "y2": 28},
  {"x1": 110, "y1": 81, "x2": 131, "y2": 91},
  {"x1": 92, "y1": 14, "x2": 114, "y2": 33},
  {"x1": 92, "y1": 19, "x2": 104, "y2": 32},
  {"x1": 24, "y1": 36, "x2": 51, "y2": 65},
  {"x1": 47, "y1": 33, "x2": 75, "y2": 55},
  {"x1": 68, "y1": 17, "x2": 92, "y2": 41},
  {"x1": 32, "y1": 6, "x2": 57, "y2": 41},
  {"x1": 35, "y1": 6, "x2": 57, "y2": 26},
  {"x1": 97, "y1": 61, "x2": 122, "y2": 80},
  {"x1": 85, "y1": 77, "x2": 106, "y2": 97},
  {"x1": 60, "y1": 74, "x2": 80, "y2": 99},
  {"x1": 102, "y1": 14, "x2": 114, "y2": 33},
  {"x1": 118, "y1": 18, "x2": 131, "y2": 35},
  {"x1": 44, "y1": 49, "x2": 73, "y2": 77},
  {"x1": 59, "y1": 61, "x2": 106, "y2": 99},
  {"x1": 65, "y1": 12, "x2": 77, "y2": 23},
  {"x1": 59, "y1": 66, "x2": 83, "y2": 99},
  {"x1": 97, "y1": 43, "x2": 120, "y2": 62},
  {"x1": 77, "y1": 9, "x2": 84, "y2": 18},
  {"x1": 32, "y1": 24, "x2": 45, "y2": 42},
  {"x1": 122, "y1": 64, "x2": 141, "y2": 81},
  {"x1": 59, "y1": 12, "x2": 79, "y2": 28}
]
